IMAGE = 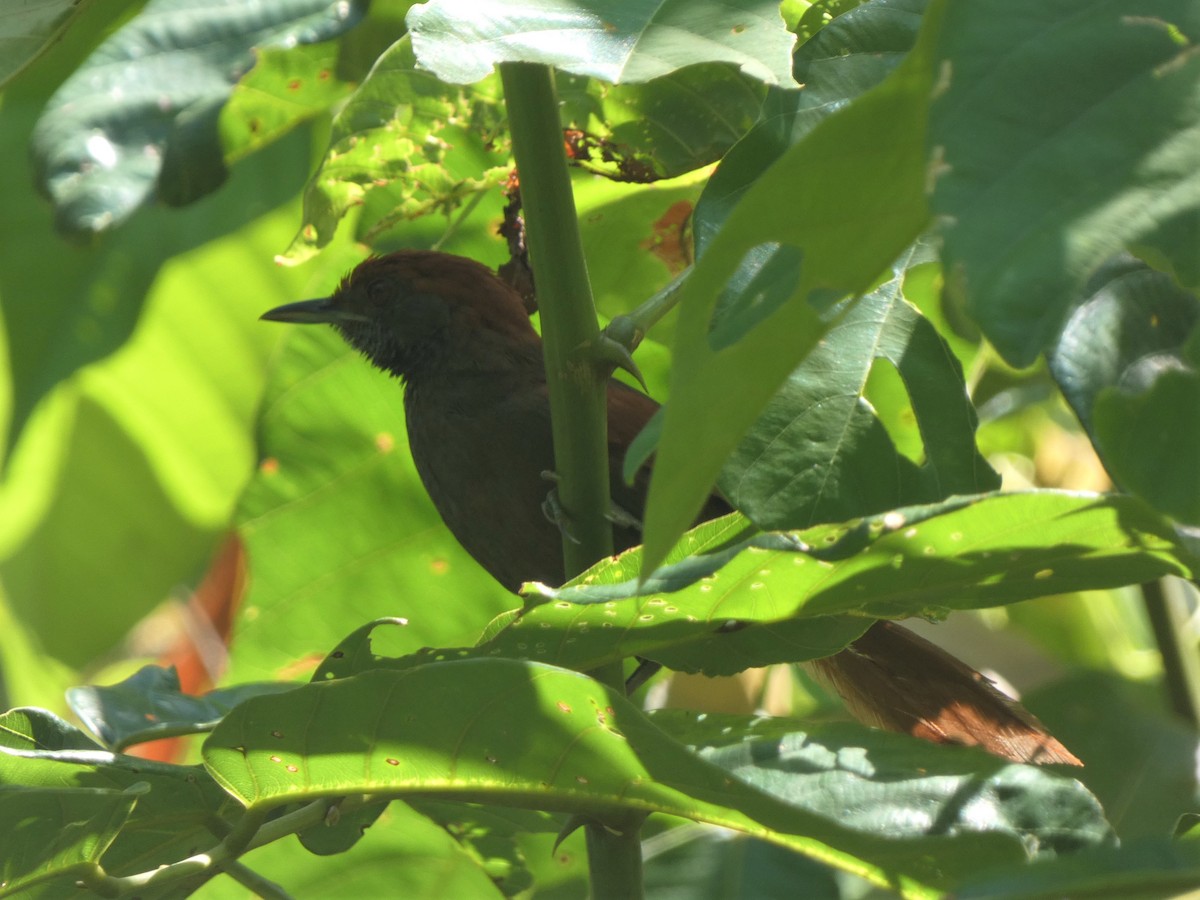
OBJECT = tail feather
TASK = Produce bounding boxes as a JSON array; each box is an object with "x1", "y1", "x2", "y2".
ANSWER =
[{"x1": 807, "y1": 622, "x2": 1081, "y2": 766}]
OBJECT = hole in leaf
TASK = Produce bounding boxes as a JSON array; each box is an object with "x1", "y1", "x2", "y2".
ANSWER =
[{"x1": 863, "y1": 356, "x2": 925, "y2": 466}]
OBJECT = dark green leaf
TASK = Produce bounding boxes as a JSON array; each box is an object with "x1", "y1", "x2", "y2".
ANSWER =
[
  {"x1": 720, "y1": 241, "x2": 998, "y2": 530},
  {"x1": 30, "y1": 0, "x2": 364, "y2": 234},
  {"x1": 0, "y1": 708, "x2": 235, "y2": 878},
  {"x1": 929, "y1": 0, "x2": 1200, "y2": 366},
  {"x1": 954, "y1": 838, "x2": 1200, "y2": 900},
  {"x1": 638, "y1": 0, "x2": 941, "y2": 573},
  {"x1": 0, "y1": 0, "x2": 97, "y2": 89},
  {"x1": 407, "y1": 0, "x2": 796, "y2": 86},
  {"x1": 67, "y1": 664, "x2": 296, "y2": 751},
  {"x1": 1033, "y1": 671, "x2": 1200, "y2": 842},
  {"x1": 1094, "y1": 372, "x2": 1200, "y2": 525},
  {"x1": 1049, "y1": 256, "x2": 1200, "y2": 523},
  {"x1": 0, "y1": 784, "x2": 140, "y2": 895},
  {"x1": 656, "y1": 711, "x2": 1113, "y2": 856},
  {"x1": 298, "y1": 799, "x2": 389, "y2": 856},
  {"x1": 0, "y1": 707, "x2": 104, "y2": 753},
  {"x1": 643, "y1": 829, "x2": 856, "y2": 900}
]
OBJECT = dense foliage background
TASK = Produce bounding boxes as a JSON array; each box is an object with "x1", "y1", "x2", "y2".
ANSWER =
[{"x1": 2, "y1": 0, "x2": 1199, "y2": 896}]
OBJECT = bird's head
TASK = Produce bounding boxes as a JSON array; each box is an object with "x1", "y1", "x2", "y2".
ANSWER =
[{"x1": 261, "y1": 251, "x2": 539, "y2": 382}]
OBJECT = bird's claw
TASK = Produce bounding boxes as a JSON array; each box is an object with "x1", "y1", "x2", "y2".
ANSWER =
[
  {"x1": 540, "y1": 471, "x2": 642, "y2": 537},
  {"x1": 540, "y1": 472, "x2": 582, "y2": 544}
]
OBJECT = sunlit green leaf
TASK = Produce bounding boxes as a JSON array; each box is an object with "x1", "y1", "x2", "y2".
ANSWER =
[
  {"x1": 281, "y1": 36, "x2": 510, "y2": 263},
  {"x1": 407, "y1": 0, "x2": 796, "y2": 86},
  {"x1": 205, "y1": 658, "x2": 1034, "y2": 893}
]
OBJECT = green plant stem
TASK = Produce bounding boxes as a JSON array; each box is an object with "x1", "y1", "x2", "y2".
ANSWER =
[
  {"x1": 1142, "y1": 578, "x2": 1200, "y2": 727},
  {"x1": 500, "y1": 62, "x2": 613, "y2": 581},
  {"x1": 586, "y1": 812, "x2": 647, "y2": 900},
  {"x1": 83, "y1": 799, "x2": 332, "y2": 895},
  {"x1": 500, "y1": 60, "x2": 642, "y2": 897},
  {"x1": 604, "y1": 267, "x2": 690, "y2": 355}
]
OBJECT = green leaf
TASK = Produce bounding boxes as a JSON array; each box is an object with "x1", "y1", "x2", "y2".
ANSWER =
[
  {"x1": 219, "y1": 43, "x2": 355, "y2": 164},
  {"x1": 557, "y1": 65, "x2": 767, "y2": 181},
  {"x1": 244, "y1": 802, "x2": 513, "y2": 898},
  {"x1": 0, "y1": 0, "x2": 97, "y2": 90},
  {"x1": 204, "y1": 658, "x2": 1027, "y2": 893},
  {"x1": 1049, "y1": 256, "x2": 1200, "y2": 523},
  {"x1": 1031, "y1": 672, "x2": 1200, "y2": 841},
  {"x1": 954, "y1": 838, "x2": 1200, "y2": 900},
  {"x1": 0, "y1": 707, "x2": 105, "y2": 753},
  {"x1": 720, "y1": 240, "x2": 999, "y2": 530},
  {"x1": 643, "y1": 829, "x2": 857, "y2": 900},
  {"x1": 407, "y1": 0, "x2": 797, "y2": 86},
  {"x1": 694, "y1": 0, "x2": 927, "y2": 251},
  {"x1": 929, "y1": 0, "x2": 1200, "y2": 366},
  {"x1": 232, "y1": 325, "x2": 514, "y2": 684},
  {"x1": 653, "y1": 711, "x2": 1113, "y2": 856},
  {"x1": 281, "y1": 35, "x2": 510, "y2": 263},
  {"x1": 638, "y1": 0, "x2": 942, "y2": 574},
  {"x1": 0, "y1": 784, "x2": 140, "y2": 896},
  {"x1": 313, "y1": 492, "x2": 1196, "y2": 680},
  {"x1": 0, "y1": 708, "x2": 235, "y2": 879},
  {"x1": 67, "y1": 665, "x2": 296, "y2": 751},
  {"x1": 518, "y1": 492, "x2": 1191, "y2": 675},
  {"x1": 30, "y1": 0, "x2": 364, "y2": 234},
  {"x1": 1094, "y1": 372, "x2": 1200, "y2": 525},
  {"x1": 0, "y1": 129, "x2": 323, "y2": 667}
]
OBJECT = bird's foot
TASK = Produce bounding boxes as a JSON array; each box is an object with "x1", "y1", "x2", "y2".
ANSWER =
[
  {"x1": 540, "y1": 473, "x2": 581, "y2": 544},
  {"x1": 540, "y1": 471, "x2": 643, "y2": 540}
]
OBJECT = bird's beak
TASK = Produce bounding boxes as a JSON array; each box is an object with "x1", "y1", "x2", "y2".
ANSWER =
[{"x1": 261, "y1": 297, "x2": 358, "y2": 324}]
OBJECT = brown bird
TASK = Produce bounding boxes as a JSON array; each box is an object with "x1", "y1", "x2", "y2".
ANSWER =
[{"x1": 262, "y1": 250, "x2": 1080, "y2": 767}]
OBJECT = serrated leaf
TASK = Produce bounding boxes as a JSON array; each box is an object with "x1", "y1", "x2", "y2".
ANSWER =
[
  {"x1": 67, "y1": 664, "x2": 296, "y2": 751},
  {"x1": 30, "y1": 0, "x2": 364, "y2": 234},
  {"x1": 204, "y1": 657, "x2": 1028, "y2": 892},
  {"x1": 281, "y1": 35, "x2": 510, "y2": 263},
  {"x1": 929, "y1": 0, "x2": 1200, "y2": 366},
  {"x1": 639, "y1": 0, "x2": 942, "y2": 574},
  {"x1": 407, "y1": 0, "x2": 796, "y2": 86}
]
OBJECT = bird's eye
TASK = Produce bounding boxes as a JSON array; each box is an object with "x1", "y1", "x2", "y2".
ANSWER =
[{"x1": 367, "y1": 279, "x2": 390, "y2": 301}]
